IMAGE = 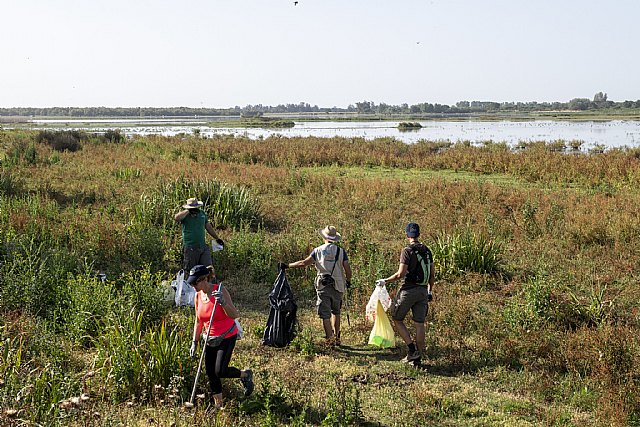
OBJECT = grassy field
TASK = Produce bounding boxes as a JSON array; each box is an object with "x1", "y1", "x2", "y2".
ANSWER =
[{"x1": 1, "y1": 130, "x2": 639, "y2": 426}]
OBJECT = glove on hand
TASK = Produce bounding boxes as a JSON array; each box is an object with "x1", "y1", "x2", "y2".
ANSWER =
[
  {"x1": 189, "y1": 341, "x2": 197, "y2": 359},
  {"x1": 216, "y1": 239, "x2": 224, "y2": 247},
  {"x1": 278, "y1": 262, "x2": 289, "y2": 271},
  {"x1": 427, "y1": 292, "x2": 433, "y2": 302},
  {"x1": 375, "y1": 279, "x2": 386, "y2": 288},
  {"x1": 211, "y1": 289, "x2": 225, "y2": 306}
]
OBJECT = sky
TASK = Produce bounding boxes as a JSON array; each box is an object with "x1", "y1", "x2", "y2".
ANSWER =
[{"x1": 2, "y1": 0, "x2": 639, "y2": 108}]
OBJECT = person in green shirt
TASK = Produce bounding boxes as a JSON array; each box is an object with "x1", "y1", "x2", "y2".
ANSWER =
[{"x1": 175, "y1": 197, "x2": 224, "y2": 271}]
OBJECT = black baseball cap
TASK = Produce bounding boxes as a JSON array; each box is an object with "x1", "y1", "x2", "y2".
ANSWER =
[
  {"x1": 406, "y1": 222, "x2": 420, "y2": 238},
  {"x1": 186, "y1": 264, "x2": 209, "y2": 285}
]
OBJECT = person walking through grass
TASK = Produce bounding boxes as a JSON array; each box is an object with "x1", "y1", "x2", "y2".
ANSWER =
[
  {"x1": 376, "y1": 223, "x2": 434, "y2": 364},
  {"x1": 175, "y1": 197, "x2": 224, "y2": 272},
  {"x1": 187, "y1": 265, "x2": 254, "y2": 409},
  {"x1": 279, "y1": 226, "x2": 352, "y2": 346}
]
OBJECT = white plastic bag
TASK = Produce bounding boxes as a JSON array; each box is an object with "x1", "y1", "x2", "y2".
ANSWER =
[
  {"x1": 235, "y1": 319, "x2": 244, "y2": 339},
  {"x1": 173, "y1": 270, "x2": 184, "y2": 307},
  {"x1": 172, "y1": 270, "x2": 196, "y2": 307},
  {"x1": 365, "y1": 284, "x2": 392, "y2": 322}
]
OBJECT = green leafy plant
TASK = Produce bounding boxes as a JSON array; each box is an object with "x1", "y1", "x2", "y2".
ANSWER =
[
  {"x1": 432, "y1": 230, "x2": 504, "y2": 277},
  {"x1": 289, "y1": 327, "x2": 317, "y2": 356},
  {"x1": 321, "y1": 377, "x2": 363, "y2": 426},
  {"x1": 132, "y1": 176, "x2": 262, "y2": 232}
]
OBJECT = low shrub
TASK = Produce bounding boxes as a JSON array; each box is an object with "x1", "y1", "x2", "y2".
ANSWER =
[
  {"x1": 0, "y1": 168, "x2": 23, "y2": 196},
  {"x1": 213, "y1": 226, "x2": 274, "y2": 283},
  {"x1": 115, "y1": 266, "x2": 169, "y2": 330},
  {"x1": 103, "y1": 129, "x2": 125, "y2": 143},
  {"x1": 37, "y1": 130, "x2": 84, "y2": 152},
  {"x1": 503, "y1": 277, "x2": 557, "y2": 329},
  {"x1": 321, "y1": 376, "x2": 364, "y2": 426},
  {"x1": 398, "y1": 122, "x2": 422, "y2": 130}
]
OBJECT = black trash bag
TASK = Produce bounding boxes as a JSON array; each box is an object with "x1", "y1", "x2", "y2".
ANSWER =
[{"x1": 262, "y1": 270, "x2": 298, "y2": 347}]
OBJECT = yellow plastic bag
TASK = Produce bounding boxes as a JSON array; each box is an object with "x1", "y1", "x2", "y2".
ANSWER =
[{"x1": 368, "y1": 300, "x2": 395, "y2": 348}]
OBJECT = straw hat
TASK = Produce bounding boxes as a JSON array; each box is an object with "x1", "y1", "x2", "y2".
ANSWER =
[
  {"x1": 318, "y1": 225, "x2": 342, "y2": 242},
  {"x1": 183, "y1": 197, "x2": 204, "y2": 209}
]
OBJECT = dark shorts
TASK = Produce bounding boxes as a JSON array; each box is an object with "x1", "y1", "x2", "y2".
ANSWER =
[
  {"x1": 392, "y1": 286, "x2": 429, "y2": 323},
  {"x1": 183, "y1": 245, "x2": 213, "y2": 271},
  {"x1": 316, "y1": 286, "x2": 343, "y2": 319}
]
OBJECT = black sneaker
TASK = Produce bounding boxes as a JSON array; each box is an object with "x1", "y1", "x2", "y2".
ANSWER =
[{"x1": 241, "y1": 369, "x2": 254, "y2": 397}]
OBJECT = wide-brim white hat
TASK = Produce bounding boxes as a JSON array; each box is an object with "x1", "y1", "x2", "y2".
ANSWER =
[
  {"x1": 183, "y1": 197, "x2": 204, "y2": 209},
  {"x1": 318, "y1": 225, "x2": 342, "y2": 242}
]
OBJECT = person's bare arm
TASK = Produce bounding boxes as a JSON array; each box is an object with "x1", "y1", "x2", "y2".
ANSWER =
[
  {"x1": 205, "y1": 222, "x2": 220, "y2": 240},
  {"x1": 175, "y1": 210, "x2": 189, "y2": 222},
  {"x1": 288, "y1": 255, "x2": 314, "y2": 269},
  {"x1": 343, "y1": 260, "x2": 352, "y2": 281},
  {"x1": 217, "y1": 287, "x2": 240, "y2": 319},
  {"x1": 192, "y1": 299, "x2": 203, "y2": 342},
  {"x1": 382, "y1": 263, "x2": 408, "y2": 283},
  {"x1": 428, "y1": 261, "x2": 435, "y2": 292}
]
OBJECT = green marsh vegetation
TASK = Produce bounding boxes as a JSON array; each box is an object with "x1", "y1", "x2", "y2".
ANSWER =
[
  {"x1": 208, "y1": 117, "x2": 295, "y2": 129},
  {"x1": 1, "y1": 129, "x2": 640, "y2": 425},
  {"x1": 397, "y1": 122, "x2": 422, "y2": 130}
]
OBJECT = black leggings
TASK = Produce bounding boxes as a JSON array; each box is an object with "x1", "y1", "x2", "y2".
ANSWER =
[{"x1": 204, "y1": 334, "x2": 241, "y2": 394}]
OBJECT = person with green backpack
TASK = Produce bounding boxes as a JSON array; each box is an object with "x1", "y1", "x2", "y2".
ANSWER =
[{"x1": 375, "y1": 223, "x2": 434, "y2": 364}]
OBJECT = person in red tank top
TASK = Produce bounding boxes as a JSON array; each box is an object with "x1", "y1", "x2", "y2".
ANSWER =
[{"x1": 187, "y1": 265, "x2": 254, "y2": 409}]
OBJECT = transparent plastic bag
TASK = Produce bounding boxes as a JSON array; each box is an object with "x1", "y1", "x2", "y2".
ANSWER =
[
  {"x1": 368, "y1": 300, "x2": 395, "y2": 348},
  {"x1": 172, "y1": 270, "x2": 195, "y2": 307},
  {"x1": 235, "y1": 319, "x2": 244, "y2": 339},
  {"x1": 365, "y1": 284, "x2": 392, "y2": 322},
  {"x1": 173, "y1": 270, "x2": 184, "y2": 307}
]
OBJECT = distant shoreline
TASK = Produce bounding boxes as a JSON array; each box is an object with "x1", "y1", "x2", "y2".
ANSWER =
[{"x1": 2, "y1": 110, "x2": 640, "y2": 126}]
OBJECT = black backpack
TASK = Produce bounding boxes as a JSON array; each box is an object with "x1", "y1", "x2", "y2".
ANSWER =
[
  {"x1": 262, "y1": 270, "x2": 298, "y2": 347},
  {"x1": 405, "y1": 245, "x2": 432, "y2": 286}
]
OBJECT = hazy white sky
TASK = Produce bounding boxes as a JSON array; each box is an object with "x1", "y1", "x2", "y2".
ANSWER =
[{"x1": 2, "y1": 0, "x2": 639, "y2": 108}]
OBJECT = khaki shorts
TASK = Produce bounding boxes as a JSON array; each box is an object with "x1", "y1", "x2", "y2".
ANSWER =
[
  {"x1": 391, "y1": 286, "x2": 429, "y2": 323},
  {"x1": 316, "y1": 286, "x2": 343, "y2": 319},
  {"x1": 183, "y1": 245, "x2": 213, "y2": 271}
]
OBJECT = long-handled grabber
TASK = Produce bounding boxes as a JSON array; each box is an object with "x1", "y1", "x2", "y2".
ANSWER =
[
  {"x1": 185, "y1": 285, "x2": 221, "y2": 408},
  {"x1": 343, "y1": 287, "x2": 351, "y2": 327}
]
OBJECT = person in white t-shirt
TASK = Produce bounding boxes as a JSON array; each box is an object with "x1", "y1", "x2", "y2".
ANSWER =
[{"x1": 279, "y1": 226, "x2": 352, "y2": 346}]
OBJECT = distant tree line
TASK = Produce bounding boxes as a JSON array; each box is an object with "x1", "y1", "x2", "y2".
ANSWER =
[{"x1": 1, "y1": 93, "x2": 639, "y2": 117}]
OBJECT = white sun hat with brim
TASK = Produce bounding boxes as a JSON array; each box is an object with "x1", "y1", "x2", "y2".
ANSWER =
[
  {"x1": 183, "y1": 197, "x2": 204, "y2": 209},
  {"x1": 318, "y1": 225, "x2": 342, "y2": 242}
]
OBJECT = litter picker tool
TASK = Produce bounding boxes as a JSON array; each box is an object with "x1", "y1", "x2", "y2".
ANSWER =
[
  {"x1": 343, "y1": 287, "x2": 351, "y2": 327},
  {"x1": 185, "y1": 285, "x2": 221, "y2": 408}
]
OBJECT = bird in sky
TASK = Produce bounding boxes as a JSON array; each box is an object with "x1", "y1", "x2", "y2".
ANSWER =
[{"x1": 294, "y1": 1, "x2": 298, "y2": 5}]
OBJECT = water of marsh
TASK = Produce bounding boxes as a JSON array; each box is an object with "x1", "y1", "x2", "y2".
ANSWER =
[{"x1": 30, "y1": 118, "x2": 640, "y2": 149}]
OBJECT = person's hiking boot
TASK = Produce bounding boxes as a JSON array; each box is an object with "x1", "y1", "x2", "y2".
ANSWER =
[
  {"x1": 401, "y1": 349, "x2": 421, "y2": 363},
  {"x1": 241, "y1": 369, "x2": 254, "y2": 397}
]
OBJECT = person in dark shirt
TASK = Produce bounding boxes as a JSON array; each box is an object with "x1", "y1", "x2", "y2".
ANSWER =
[
  {"x1": 376, "y1": 223, "x2": 435, "y2": 364},
  {"x1": 174, "y1": 197, "x2": 224, "y2": 271}
]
